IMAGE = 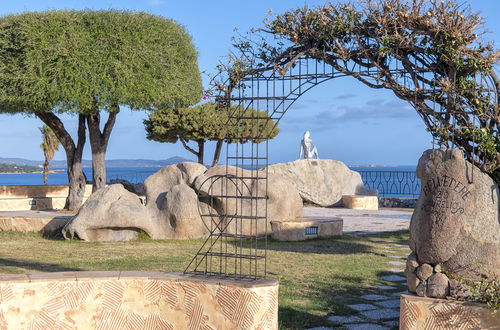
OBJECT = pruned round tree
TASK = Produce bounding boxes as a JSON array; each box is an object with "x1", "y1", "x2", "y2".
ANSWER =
[
  {"x1": 0, "y1": 10, "x2": 202, "y2": 208},
  {"x1": 144, "y1": 103, "x2": 279, "y2": 166},
  {"x1": 216, "y1": 0, "x2": 499, "y2": 183}
]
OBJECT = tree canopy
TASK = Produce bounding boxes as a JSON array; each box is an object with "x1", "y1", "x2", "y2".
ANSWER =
[
  {"x1": 144, "y1": 103, "x2": 279, "y2": 165},
  {"x1": 217, "y1": 0, "x2": 500, "y2": 182},
  {"x1": 0, "y1": 10, "x2": 201, "y2": 112},
  {"x1": 0, "y1": 10, "x2": 202, "y2": 206}
]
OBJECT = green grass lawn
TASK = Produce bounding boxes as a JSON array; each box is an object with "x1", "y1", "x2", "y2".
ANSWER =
[{"x1": 0, "y1": 230, "x2": 409, "y2": 329}]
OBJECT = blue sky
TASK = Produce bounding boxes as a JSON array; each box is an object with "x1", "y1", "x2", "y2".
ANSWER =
[{"x1": 0, "y1": 0, "x2": 498, "y2": 165}]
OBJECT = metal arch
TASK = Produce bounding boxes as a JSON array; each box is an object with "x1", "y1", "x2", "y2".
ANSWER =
[{"x1": 184, "y1": 50, "x2": 498, "y2": 279}]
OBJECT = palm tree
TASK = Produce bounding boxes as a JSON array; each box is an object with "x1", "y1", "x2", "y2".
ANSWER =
[{"x1": 39, "y1": 125, "x2": 60, "y2": 185}]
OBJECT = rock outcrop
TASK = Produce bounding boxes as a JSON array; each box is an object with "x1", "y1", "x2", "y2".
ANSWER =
[
  {"x1": 194, "y1": 165, "x2": 303, "y2": 235},
  {"x1": 266, "y1": 159, "x2": 374, "y2": 207},
  {"x1": 63, "y1": 162, "x2": 302, "y2": 241},
  {"x1": 62, "y1": 184, "x2": 149, "y2": 241},
  {"x1": 406, "y1": 148, "x2": 500, "y2": 299}
]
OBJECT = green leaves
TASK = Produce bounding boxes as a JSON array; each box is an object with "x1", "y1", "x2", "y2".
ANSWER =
[
  {"x1": 0, "y1": 10, "x2": 202, "y2": 114},
  {"x1": 144, "y1": 102, "x2": 279, "y2": 145}
]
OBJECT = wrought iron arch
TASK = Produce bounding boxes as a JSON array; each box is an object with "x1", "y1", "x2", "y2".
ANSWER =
[{"x1": 185, "y1": 48, "x2": 498, "y2": 279}]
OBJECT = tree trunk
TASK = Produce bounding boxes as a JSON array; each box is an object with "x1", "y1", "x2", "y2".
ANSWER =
[
  {"x1": 211, "y1": 139, "x2": 223, "y2": 167},
  {"x1": 179, "y1": 138, "x2": 205, "y2": 165},
  {"x1": 87, "y1": 104, "x2": 119, "y2": 193},
  {"x1": 36, "y1": 112, "x2": 87, "y2": 211},
  {"x1": 197, "y1": 140, "x2": 205, "y2": 165},
  {"x1": 43, "y1": 160, "x2": 49, "y2": 185}
]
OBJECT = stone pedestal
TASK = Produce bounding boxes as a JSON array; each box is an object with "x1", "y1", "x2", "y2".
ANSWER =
[
  {"x1": 270, "y1": 217, "x2": 343, "y2": 241},
  {"x1": 342, "y1": 195, "x2": 378, "y2": 210}
]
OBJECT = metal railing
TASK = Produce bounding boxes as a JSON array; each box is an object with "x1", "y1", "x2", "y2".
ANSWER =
[{"x1": 357, "y1": 170, "x2": 420, "y2": 197}]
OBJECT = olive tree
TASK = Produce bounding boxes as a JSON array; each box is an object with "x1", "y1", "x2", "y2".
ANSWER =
[
  {"x1": 0, "y1": 10, "x2": 202, "y2": 208},
  {"x1": 144, "y1": 103, "x2": 279, "y2": 166},
  {"x1": 219, "y1": 0, "x2": 500, "y2": 182}
]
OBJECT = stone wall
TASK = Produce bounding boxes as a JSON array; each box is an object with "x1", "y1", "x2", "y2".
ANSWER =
[
  {"x1": 379, "y1": 197, "x2": 417, "y2": 209},
  {"x1": 400, "y1": 294, "x2": 500, "y2": 329},
  {"x1": 0, "y1": 271, "x2": 278, "y2": 329},
  {"x1": 0, "y1": 185, "x2": 93, "y2": 211},
  {"x1": 0, "y1": 214, "x2": 71, "y2": 234}
]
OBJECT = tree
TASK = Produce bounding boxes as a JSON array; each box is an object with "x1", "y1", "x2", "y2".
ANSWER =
[
  {"x1": 144, "y1": 103, "x2": 279, "y2": 166},
  {"x1": 39, "y1": 125, "x2": 60, "y2": 185},
  {"x1": 0, "y1": 11, "x2": 202, "y2": 208},
  {"x1": 219, "y1": 0, "x2": 500, "y2": 183}
]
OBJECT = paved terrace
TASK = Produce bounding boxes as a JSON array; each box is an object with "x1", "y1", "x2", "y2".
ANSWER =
[
  {"x1": 0, "y1": 207, "x2": 413, "y2": 234},
  {"x1": 304, "y1": 206, "x2": 412, "y2": 234}
]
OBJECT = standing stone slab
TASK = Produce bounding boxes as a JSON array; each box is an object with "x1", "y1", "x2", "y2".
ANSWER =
[{"x1": 410, "y1": 149, "x2": 500, "y2": 281}]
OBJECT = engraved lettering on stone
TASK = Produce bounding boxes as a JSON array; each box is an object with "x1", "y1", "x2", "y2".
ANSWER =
[{"x1": 422, "y1": 175, "x2": 469, "y2": 216}]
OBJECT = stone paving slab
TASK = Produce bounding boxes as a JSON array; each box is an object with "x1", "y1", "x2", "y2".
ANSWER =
[
  {"x1": 381, "y1": 275, "x2": 406, "y2": 282},
  {"x1": 347, "y1": 304, "x2": 378, "y2": 311},
  {"x1": 388, "y1": 268, "x2": 404, "y2": 273},
  {"x1": 388, "y1": 261, "x2": 406, "y2": 266},
  {"x1": 327, "y1": 315, "x2": 364, "y2": 324},
  {"x1": 374, "y1": 299, "x2": 401, "y2": 308},
  {"x1": 344, "y1": 323, "x2": 390, "y2": 330},
  {"x1": 359, "y1": 294, "x2": 390, "y2": 301},
  {"x1": 360, "y1": 308, "x2": 400, "y2": 320}
]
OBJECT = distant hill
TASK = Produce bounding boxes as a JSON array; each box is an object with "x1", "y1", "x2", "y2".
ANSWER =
[
  {"x1": 0, "y1": 156, "x2": 193, "y2": 168},
  {"x1": 0, "y1": 162, "x2": 41, "y2": 173}
]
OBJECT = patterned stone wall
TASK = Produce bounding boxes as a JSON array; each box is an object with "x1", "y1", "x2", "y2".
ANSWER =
[
  {"x1": 400, "y1": 294, "x2": 500, "y2": 330},
  {"x1": 0, "y1": 271, "x2": 278, "y2": 329}
]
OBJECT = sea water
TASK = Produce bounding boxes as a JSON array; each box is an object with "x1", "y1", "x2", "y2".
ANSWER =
[{"x1": 0, "y1": 165, "x2": 418, "y2": 198}]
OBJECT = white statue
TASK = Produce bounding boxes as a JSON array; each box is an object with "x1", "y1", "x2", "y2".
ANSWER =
[{"x1": 299, "y1": 131, "x2": 319, "y2": 159}]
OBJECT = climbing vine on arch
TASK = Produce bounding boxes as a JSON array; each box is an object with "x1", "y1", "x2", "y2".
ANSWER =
[{"x1": 213, "y1": 0, "x2": 500, "y2": 183}]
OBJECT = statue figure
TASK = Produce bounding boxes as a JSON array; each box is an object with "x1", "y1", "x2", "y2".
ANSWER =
[{"x1": 299, "y1": 131, "x2": 319, "y2": 159}]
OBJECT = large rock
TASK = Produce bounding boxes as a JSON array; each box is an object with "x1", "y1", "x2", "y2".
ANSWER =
[
  {"x1": 194, "y1": 165, "x2": 302, "y2": 235},
  {"x1": 62, "y1": 184, "x2": 150, "y2": 241},
  {"x1": 177, "y1": 162, "x2": 207, "y2": 187},
  {"x1": 62, "y1": 163, "x2": 209, "y2": 242},
  {"x1": 266, "y1": 159, "x2": 373, "y2": 207},
  {"x1": 62, "y1": 161, "x2": 301, "y2": 241},
  {"x1": 410, "y1": 149, "x2": 500, "y2": 280},
  {"x1": 163, "y1": 184, "x2": 210, "y2": 239},
  {"x1": 144, "y1": 165, "x2": 184, "y2": 211}
]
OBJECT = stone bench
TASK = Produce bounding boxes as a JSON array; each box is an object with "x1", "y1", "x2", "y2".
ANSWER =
[
  {"x1": 342, "y1": 195, "x2": 378, "y2": 210},
  {"x1": 270, "y1": 217, "x2": 343, "y2": 241}
]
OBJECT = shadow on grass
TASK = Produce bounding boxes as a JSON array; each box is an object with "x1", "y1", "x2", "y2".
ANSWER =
[
  {"x1": 362, "y1": 230, "x2": 410, "y2": 245},
  {"x1": 265, "y1": 235, "x2": 376, "y2": 256},
  {"x1": 279, "y1": 306, "x2": 328, "y2": 330},
  {"x1": 0, "y1": 258, "x2": 82, "y2": 273}
]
